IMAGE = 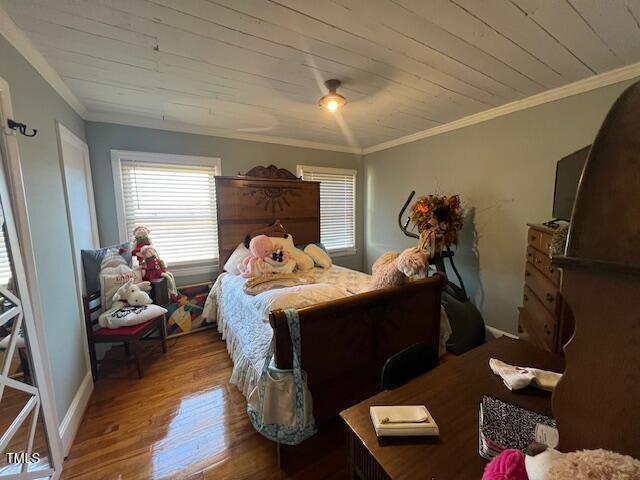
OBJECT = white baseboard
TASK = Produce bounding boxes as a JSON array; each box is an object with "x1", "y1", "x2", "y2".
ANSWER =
[
  {"x1": 59, "y1": 370, "x2": 93, "y2": 457},
  {"x1": 485, "y1": 325, "x2": 519, "y2": 341}
]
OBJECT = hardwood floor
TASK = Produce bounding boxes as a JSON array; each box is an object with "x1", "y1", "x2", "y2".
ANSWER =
[{"x1": 62, "y1": 331, "x2": 348, "y2": 480}]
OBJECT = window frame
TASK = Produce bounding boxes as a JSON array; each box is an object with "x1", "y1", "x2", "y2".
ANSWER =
[
  {"x1": 111, "y1": 149, "x2": 222, "y2": 278},
  {"x1": 296, "y1": 164, "x2": 357, "y2": 257}
]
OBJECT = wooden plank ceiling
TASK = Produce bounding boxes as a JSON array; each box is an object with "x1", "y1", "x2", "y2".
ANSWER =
[{"x1": 3, "y1": 0, "x2": 640, "y2": 150}]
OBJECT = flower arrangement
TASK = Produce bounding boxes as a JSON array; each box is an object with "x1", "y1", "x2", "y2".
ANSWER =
[{"x1": 410, "y1": 194, "x2": 464, "y2": 254}]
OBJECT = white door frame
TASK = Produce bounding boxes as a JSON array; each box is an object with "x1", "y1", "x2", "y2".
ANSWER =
[
  {"x1": 55, "y1": 122, "x2": 96, "y2": 455},
  {"x1": 0, "y1": 78, "x2": 64, "y2": 478}
]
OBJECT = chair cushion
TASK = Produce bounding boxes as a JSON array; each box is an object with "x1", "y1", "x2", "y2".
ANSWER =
[{"x1": 93, "y1": 318, "x2": 157, "y2": 337}]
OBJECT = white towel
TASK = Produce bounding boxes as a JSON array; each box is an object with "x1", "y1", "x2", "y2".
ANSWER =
[
  {"x1": 370, "y1": 405, "x2": 439, "y2": 437},
  {"x1": 489, "y1": 359, "x2": 561, "y2": 391}
]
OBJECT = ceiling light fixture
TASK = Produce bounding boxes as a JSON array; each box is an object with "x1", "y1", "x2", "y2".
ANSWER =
[{"x1": 318, "y1": 79, "x2": 347, "y2": 112}]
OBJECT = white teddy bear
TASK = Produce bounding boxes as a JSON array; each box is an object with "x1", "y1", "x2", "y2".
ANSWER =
[{"x1": 112, "y1": 279, "x2": 152, "y2": 308}]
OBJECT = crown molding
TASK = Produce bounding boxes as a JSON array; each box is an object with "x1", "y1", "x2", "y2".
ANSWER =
[
  {"x1": 3, "y1": 0, "x2": 638, "y2": 158},
  {"x1": 0, "y1": 4, "x2": 87, "y2": 118},
  {"x1": 86, "y1": 111, "x2": 363, "y2": 154},
  {"x1": 363, "y1": 61, "x2": 640, "y2": 155}
]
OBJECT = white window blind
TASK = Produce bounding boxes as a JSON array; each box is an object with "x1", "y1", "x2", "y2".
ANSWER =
[
  {"x1": 297, "y1": 165, "x2": 356, "y2": 253},
  {"x1": 116, "y1": 153, "x2": 220, "y2": 268}
]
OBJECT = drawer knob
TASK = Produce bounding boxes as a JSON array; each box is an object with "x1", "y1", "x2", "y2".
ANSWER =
[
  {"x1": 546, "y1": 293, "x2": 554, "y2": 303},
  {"x1": 544, "y1": 324, "x2": 551, "y2": 335},
  {"x1": 536, "y1": 258, "x2": 542, "y2": 264},
  {"x1": 548, "y1": 266, "x2": 555, "y2": 273},
  {"x1": 524, "y1": 294, "x2": 529, "y2": 301},
  {"x1": 530, "y1": 235, "x2": 537, "y2": 241},
  {"x1": 525, "y1": 271, "x2": 531, "y2": 277}
]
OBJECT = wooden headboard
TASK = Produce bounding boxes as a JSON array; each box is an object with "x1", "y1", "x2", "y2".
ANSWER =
[{"x1": 215, "y1": 165, "x2": 320, "y2": 268}]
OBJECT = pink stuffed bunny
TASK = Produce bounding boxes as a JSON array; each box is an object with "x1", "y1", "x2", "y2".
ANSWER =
[{"x1": 238, "y1": 235, "x2": 290, "y2": 278}]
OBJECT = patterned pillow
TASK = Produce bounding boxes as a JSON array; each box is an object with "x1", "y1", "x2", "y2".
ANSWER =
[
  {"x1": 99, "y1": 304, "x2": 167, "y2": 328},
  {"x1": 100, "y1": 269, "x2": 143, "y2": 312}
]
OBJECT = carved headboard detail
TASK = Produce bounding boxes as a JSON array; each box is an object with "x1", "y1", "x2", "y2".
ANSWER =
[
  {"x1": 242, "y1": 183, "x2": 302, "y2": 214},
  {"x1": 215, "y1": 166, "x2": 320, "y2": 268},
  {"x1": 244, "y1": 164, "x2": 300, "y2": 180}
]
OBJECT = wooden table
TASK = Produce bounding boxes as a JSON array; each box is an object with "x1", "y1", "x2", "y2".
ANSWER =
[{"x1": 340, "y1": 337, "x2": 564, "y2": 480}]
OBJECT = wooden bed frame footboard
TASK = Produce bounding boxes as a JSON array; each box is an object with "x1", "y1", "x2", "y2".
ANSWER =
[{"x1": 269, "y1": 272, "x2": 446, "y2": 425}]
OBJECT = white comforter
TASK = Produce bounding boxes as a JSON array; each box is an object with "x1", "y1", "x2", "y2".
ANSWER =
[{"x1": 203, "y1": 266, "x2": 451, "y2": 397}]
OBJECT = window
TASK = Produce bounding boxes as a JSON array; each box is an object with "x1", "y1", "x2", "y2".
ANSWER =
[
  {"x1": 0, "y1": 222, "x2": 12, "y2": 286},
  {"x1": 297, "y1": 165, "x2": 356, "y2": 255},
  {"x1": 112, "y1": 151, "x2": 221, "y2": 276}
]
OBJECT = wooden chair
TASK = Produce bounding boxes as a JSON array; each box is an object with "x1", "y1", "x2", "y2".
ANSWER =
[
  {"x1": 381, "y1": 342, "x2": 439, "y2": 390},
  {"x1": 83, "y1": 291, "x2": 167, "y2": 380}
]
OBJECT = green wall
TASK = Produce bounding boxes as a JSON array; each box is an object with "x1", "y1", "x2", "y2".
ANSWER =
[
  {"x1": 85, "y1": 122, "x2": 364, "y2": 281},
  {"x1": 363, "y1": 78, "x2": 639, "y2": 333},
  {"x1": 0, "y1": 35, "x2": 87, "y2": 422}
]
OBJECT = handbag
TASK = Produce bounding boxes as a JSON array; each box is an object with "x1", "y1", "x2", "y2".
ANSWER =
[{"x1": 247, "y1": 308, "x2": 317, "y2": 445}]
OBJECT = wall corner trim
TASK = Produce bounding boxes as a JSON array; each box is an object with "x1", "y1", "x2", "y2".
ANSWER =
[
  {"x1": 87, "y1": 112, "x2": 364, "y2": 154},
  {"x1": 363, "y1": 62, "x2": 640, "y2": 155},
  {"x1": 0, "y1": 4, "x2": 87, "y2": 118},
  {"x1": 59, "y1": 371, "x2": 93, "y2": 457}
]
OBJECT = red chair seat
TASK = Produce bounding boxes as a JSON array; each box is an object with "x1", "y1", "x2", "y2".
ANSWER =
[{"x1": 94, "y1": 319, "x2": 156, "y2": 337}]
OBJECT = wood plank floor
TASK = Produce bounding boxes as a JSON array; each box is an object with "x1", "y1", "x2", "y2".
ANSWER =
[{"x1": 61, "y1": 331, "x2": 347, "y2": 480}]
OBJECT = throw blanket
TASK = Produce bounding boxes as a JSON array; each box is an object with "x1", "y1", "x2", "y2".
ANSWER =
[{"x1": 243, "y1": 273, "x2": 313, "y2": 295}]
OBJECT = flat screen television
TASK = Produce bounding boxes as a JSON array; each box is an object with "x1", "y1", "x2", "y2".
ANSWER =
[{"x1": 553, "y1": 146, "x2": 590, "y2": 221}]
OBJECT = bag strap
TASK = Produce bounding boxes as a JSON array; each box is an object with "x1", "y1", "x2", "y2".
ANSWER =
[
  {"x1": 257, "y1": 343, "x2": 274, "y2": 408},
  {"x1": 257, "y1": 308, "x2": 304, "y2": 419},
  {"x1": 283, "y1": 308, "x2": 306, "y2": 428}
]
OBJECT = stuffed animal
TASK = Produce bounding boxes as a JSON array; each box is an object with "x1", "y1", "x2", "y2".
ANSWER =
[
  {"x1": 525, "y1": 443, "x2": 640, "y2": 480},
  {"x1": 370, "y1": 247, "x2": 428, "y2": 289},
  {"x1": 112, "y1": 279, "x2": 152, "y2": 307},
  {"x1": 482, "y1": 449, "x2": 527, "y2": 480},
  {"x1": 131, "y1": 226, "x2": 152, "y2": 264},
  {"x1": 238, "y1": 234, "x2": 293, "y2": 278},
  {"x1": 100, "y1": 247, "x2": 130, "y2": 275},
  {"x1": 139, "y1": 245, "x2": 178, "y2": 299}
]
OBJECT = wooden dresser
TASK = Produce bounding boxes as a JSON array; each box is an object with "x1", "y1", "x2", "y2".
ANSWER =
[{"x1": 518, "y1": 223, "x2": 572, "y2": 352}]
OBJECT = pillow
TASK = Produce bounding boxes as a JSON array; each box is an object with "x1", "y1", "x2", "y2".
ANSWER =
[
  {"x1": 224, "y1": 242, "x2": 251, "y2": 275},
  {"x1": 100, "y1": 268, "x2": 143, "y2": 312},
  {"x1": 304, "y1": 244, "x2": 332, "y2": 268},
  {"x1": 99, "y1": 303, "x2": 167, "y2": 328},
  {"x1": 82, "y1": 242, "x2": 132, "y2": 293},
  {"x1": 270, "y1": 235, "x2": 314, "y2": 271}
]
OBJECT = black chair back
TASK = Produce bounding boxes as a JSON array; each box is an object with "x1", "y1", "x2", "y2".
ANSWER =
[{"x1": 381, "y1": 342, "x2": 439, "y2": 390}]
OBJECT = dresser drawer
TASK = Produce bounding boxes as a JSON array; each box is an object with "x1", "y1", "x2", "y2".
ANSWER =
[
  {"x1": 527, "y1": 245, "x2": 561, "y2": 286},
  {"x1": 518, "y1": 307, "x2": 549, "y2": 351},
  {"x1": 535, "y1": 250, "x2": 561, "y2": 285},
  {"x1": 524, "y1": 263, "x2": 560, "y2": 315},
  {"x1": 527, "y1": 228, "x2": 542, "y2": 251},
  {"x1": 522, "y1": 286, "x2": 556, "y2": 351},
  {"x1": 538, "y1": 230, "x2": 554, "y2": 256},
  {"x1": 526, "y1": 245, "x2": 536, "y2": 265}
]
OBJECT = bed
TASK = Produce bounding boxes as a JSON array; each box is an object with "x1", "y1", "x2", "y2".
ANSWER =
[
  {"x1": 206, "y1": 165, "x2": 448, "y2": 463},
  {"x1": 204, "y1": 264, "x2": 451, "y2": 394}
]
